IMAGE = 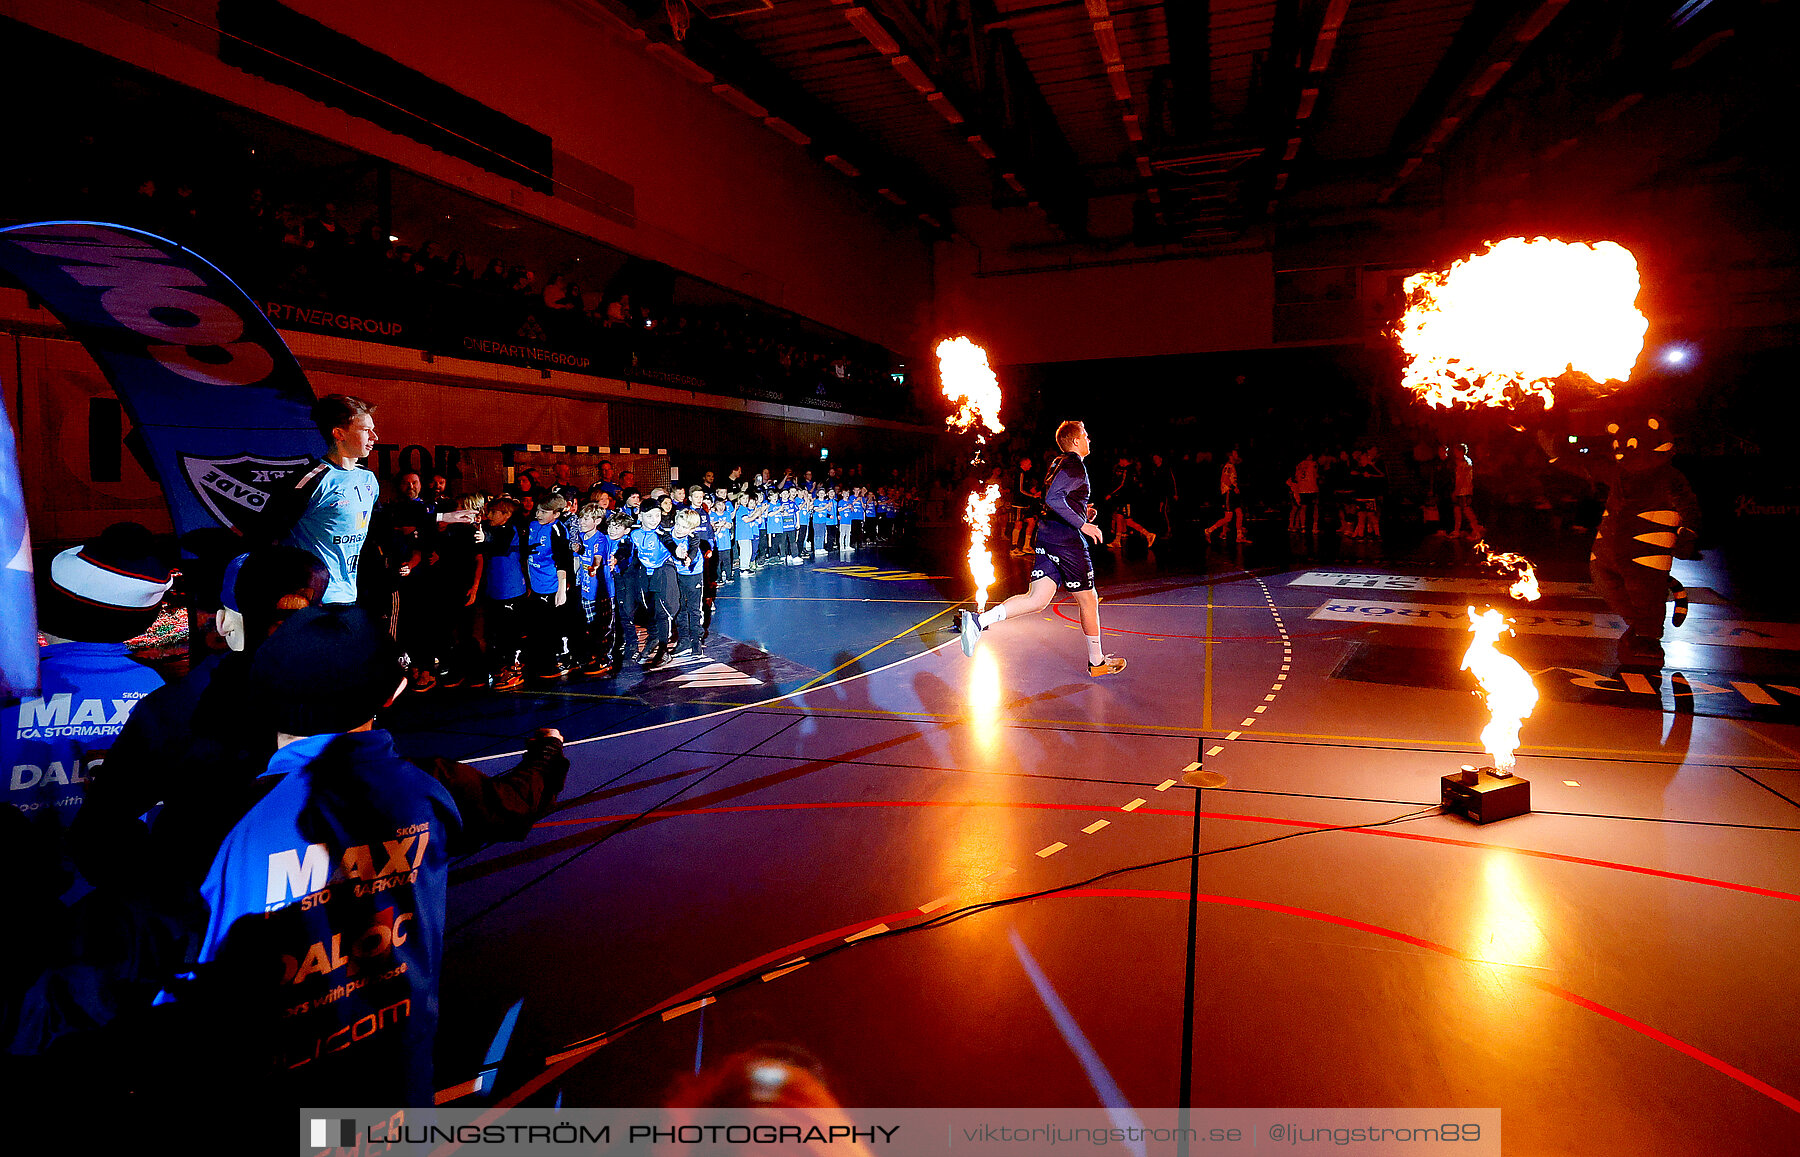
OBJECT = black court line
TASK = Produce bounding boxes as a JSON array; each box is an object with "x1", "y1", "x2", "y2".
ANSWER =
[
  {"x1": 448, "y1": 714, "x2": 809, "y2": 934},
  {"x1": 1731, "y1": 766, "x2": 1800, "y2": 812},
  {"x1": 1528, "y1": 810, "x2": 1800, "y2": 833},
  {"x1": 447, "y1": 708, "x2": 763, "y2": 869}
]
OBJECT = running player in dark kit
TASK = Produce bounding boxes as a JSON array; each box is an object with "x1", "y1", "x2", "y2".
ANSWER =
[{"x1": 958, "y1": 420, "x2": 1126, "y2": 676}]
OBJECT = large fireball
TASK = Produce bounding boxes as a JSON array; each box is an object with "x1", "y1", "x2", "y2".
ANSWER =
[
  {"x1": 1397, "y1": 237, "x2": 1648, "y2": 409},
  {"x1": 937, "y1": 337, "x2": 1005, "y2": 438}
]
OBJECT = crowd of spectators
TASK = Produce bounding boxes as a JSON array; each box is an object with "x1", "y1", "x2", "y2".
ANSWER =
[{"x1": 8, "y1": 159, "x2": 907, "y2": 417}]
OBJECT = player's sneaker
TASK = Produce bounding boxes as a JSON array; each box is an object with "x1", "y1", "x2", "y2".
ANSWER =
[
  {"x1": 958, "y1": 610, "x2": 982, "y2": 657},
  {"x1": 1088, "y1": 655, "x2": 1127, "y2": 677},
  {"x1": 493, "y1": 664, "x2": 524, "y2": 692}
]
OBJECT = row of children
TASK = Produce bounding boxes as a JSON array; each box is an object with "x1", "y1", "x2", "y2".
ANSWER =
[{"x1": 459, "y1": 482, "x2": 912, "y2": 688}]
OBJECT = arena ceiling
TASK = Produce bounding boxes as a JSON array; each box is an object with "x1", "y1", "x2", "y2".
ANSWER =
[{"x1": 586, "y1": 0, "x2": 1774, "y2": 258}]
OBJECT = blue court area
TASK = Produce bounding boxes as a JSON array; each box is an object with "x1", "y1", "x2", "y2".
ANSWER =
[{"x1": 403, "y1": 530, "x2": 1800, "y2": 1155}]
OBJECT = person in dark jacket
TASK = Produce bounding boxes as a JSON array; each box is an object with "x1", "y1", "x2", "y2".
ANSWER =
[
  {"x1": 69, "y1": 546, "x2": 329, "y2": 897},
  {"x1": 161, "y1": 606, "x2": 569, "y2": 1109}
]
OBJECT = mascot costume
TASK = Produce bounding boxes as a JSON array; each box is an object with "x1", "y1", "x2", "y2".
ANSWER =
[{"x1": 1544, "y1": 411, "x2": 1700, "y2": 668}]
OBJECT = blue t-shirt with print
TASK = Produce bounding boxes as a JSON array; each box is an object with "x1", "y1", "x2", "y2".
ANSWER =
[
  {"x1": 1, "y1": 641, "x2": 163, "y2": 830},
  {"x1": 525, "y1": 519, "x2": 561, "y2": 596}
]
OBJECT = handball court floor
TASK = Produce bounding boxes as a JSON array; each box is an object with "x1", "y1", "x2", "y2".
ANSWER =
[{"x1": 384, "y1": 528, "x2": 1800, "y2": 1157}]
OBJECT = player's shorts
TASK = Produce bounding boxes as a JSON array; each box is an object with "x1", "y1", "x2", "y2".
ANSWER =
[{"x1": 1030, "y1": 541, "x2": 1095, "y2": 592}]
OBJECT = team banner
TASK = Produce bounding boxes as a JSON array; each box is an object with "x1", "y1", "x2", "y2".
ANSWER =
[
  {"x1": 0, "y1": 389, "x2": 37, "y2": 701},
  {"x1": 0, "y1": 221, "x2": 321, "y2": 538}
]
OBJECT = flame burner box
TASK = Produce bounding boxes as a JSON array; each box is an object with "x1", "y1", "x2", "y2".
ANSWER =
[{"x1": 1441, "y1": 766, "x2": 1531, "y2": 824}]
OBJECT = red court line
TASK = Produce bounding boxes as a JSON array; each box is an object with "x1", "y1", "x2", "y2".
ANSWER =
[
  {"x1": 466, "y1": 888, "x2": 1799, "y2": 1118},
  {"x1": 1070, "y1": 889, "x2": 1800, "y2": 1115},
  {"x1": 1051, "y1": 602, "x2": 1354, "y2": 641},
  {"x1": 529, "y1": 799, "x2": 1800, "y2": 904}
]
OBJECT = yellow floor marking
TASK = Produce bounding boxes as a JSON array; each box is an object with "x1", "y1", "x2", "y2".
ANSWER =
[
  {"x1": 1203, "y1": 586, "x2": 1215, "y2": 732},
  {"x1": 790, "y1": 603, "x2": 960, "y2": 694}
]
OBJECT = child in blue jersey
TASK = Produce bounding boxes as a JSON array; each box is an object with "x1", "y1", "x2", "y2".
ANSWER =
[
  {"x1": 687, "y1": 488, "x2": 720, "y2": 631},
  {"x1": 813, "y1": 489, "x2": 836, "y2": 555},
  {"x1": 628, "y1": 506, "x2": 676, "y2": 667},
  {"x1": 524, "y1": 495, "x2": 574, "y2": 681},
  {"x1": 473, "y1": 497, "x2": 528, "y2": 690},
  {"x1": 769, "y1": 487, "x2": 789, "y2": 564},
  {"x1": 734, "y1": 489, "x2": 759, "y2": 574},
  {"x1": 670, "y1": 509, "x2": 707, "y2": 657},
  {"x1": 836, "y1": 487, "x2": 854, "y2": 552},
  {"x1": 605, "y1": 514, "x2": 638, "y2": 671},
  {"x1": 781, "y1": 485, "x2": 802, "y2": 565},
  {"x1": 848, "y1": 488, "x2": 867, "y2": 548},
  {"x1": 575, "y1": 503, "x2": 611, "y2": 674},
  {"x1": 755, "y1": 488, "x2": 776, "y2": 568},
  {"x1": 712, "y1": 490, "x2": 736, "y2": 586}
]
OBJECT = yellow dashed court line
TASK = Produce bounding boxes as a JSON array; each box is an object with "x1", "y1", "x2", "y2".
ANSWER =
[
  {"x1": 1036, "y1": 842, "x2": 1068, "y2": 858},
  {"x1": 1121, "y1": 798, "x2": 1147, "y2": 812},
  {"x1": 845, "y1": 923, "x2": 890, "y2": 942},
  {"x1": 1082, "y1": 820, "x2": 1110, "y2": 835}
]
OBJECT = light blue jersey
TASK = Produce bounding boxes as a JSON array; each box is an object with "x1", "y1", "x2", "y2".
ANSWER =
[{"x1": 285, "y1": 460, "x2": 379, "y2": 604}]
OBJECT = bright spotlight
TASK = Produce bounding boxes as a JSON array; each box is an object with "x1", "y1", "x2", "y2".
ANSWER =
[{"x1": 1661, "y1": 343, "x2": 1695, "y2": 367}]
